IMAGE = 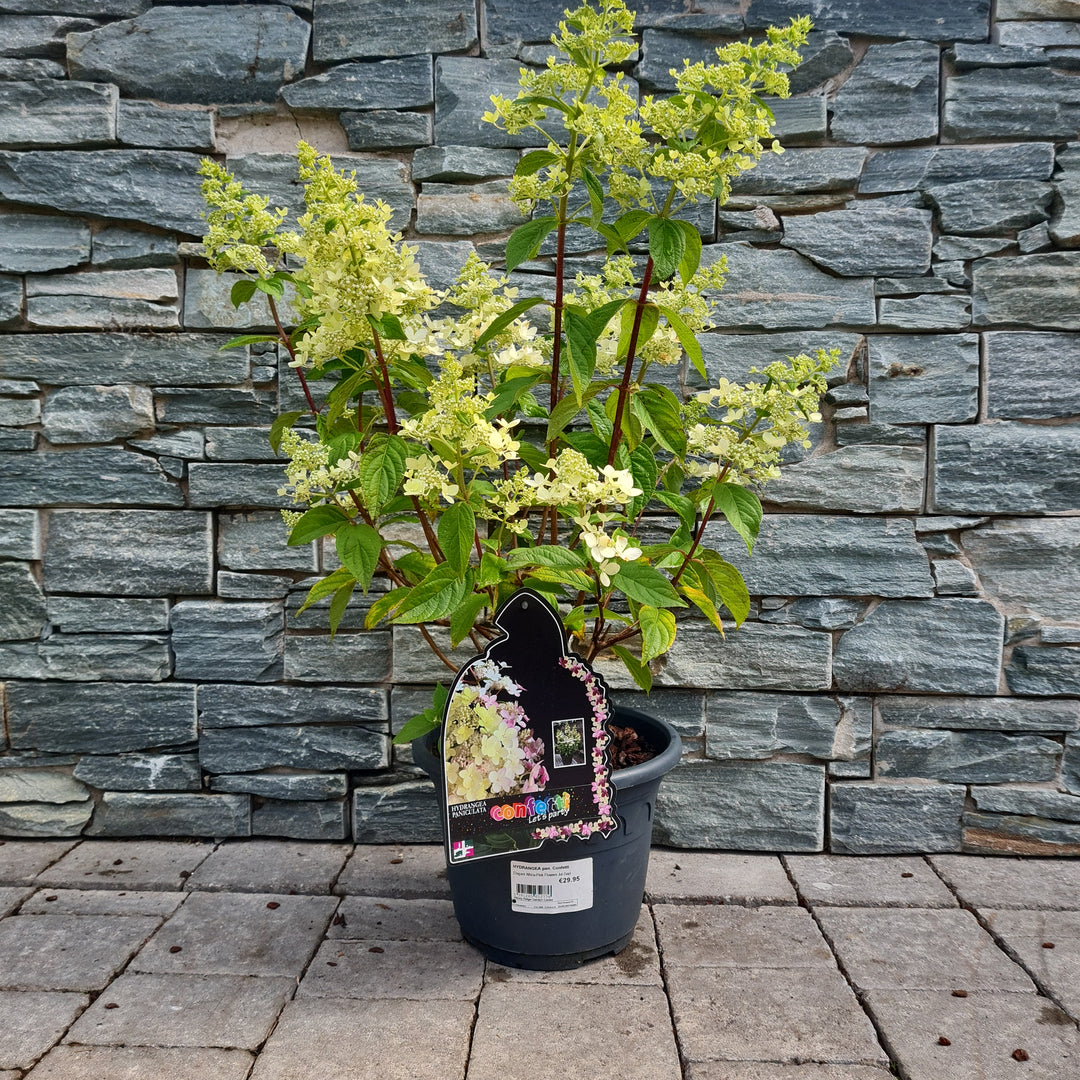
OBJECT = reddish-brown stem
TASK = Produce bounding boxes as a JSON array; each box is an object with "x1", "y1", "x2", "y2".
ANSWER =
[
  {"x1": 670, "y1": 490, "x2": 717, "y2": 590},
  {"x1": 369, "y1": 326, "x2": 398, "y2": 435},
  {"x1": 269, "y1": 296, "x2": 319, "y2": 416},
  {"x1": 606, "y1": 256, "x2": 654, "y2": 467},
  {"x1": 419, "y1": 624, "x2": 458, "y2": 673}
]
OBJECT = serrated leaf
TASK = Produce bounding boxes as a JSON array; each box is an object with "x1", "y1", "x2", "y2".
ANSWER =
[
  {"x1": 327, "y1": 578, "x2": 356, "y2": 637},
  {"x1": 438, "y1": 501, "x2": 475, "y2": 577},
  {"x1": 269, "y1": 411, "x2": 305, "y2": 455},
  {"x1": 288, "y1": 505, "x2": 349, "y2": 546},
  {"x1": 545, "y1": 381, "x2": 604, "y2": 443},
  {"x1": 506, "y1": 545, "x2": 587, "y2": 570},
  {"x1": 679, "y1": 582, "x2": 725, "y2": 636},
  {"x1": 516, "y1": 149, "x2": 560, "y2": 176},
  {"x1": 525, "y1": 566, "x2": 594, "y2": 591},
  {"x1": 483, "y1": 373, "x2": 543, "y2": 420},
  {"x1": 563, "y1": 305, "x2": 598, "y2": 400},
  {"x1": 674, "y1": 218, "x2": 702, "y2": 283},
  {"x1": 450, "y1": 591, "x2": 487, "y2": 648},
  {"x1": 366, "y1": 312, "x2": 407, "y2": 340},
  {"x1": 611, "y1": 560, "x2": 686, "y2": 608},
  {"x1": 711, "y1": 483, "x2": 762, "y2": 556},
  {"x1": 476, "y1": 295, "x2": 549, "y2": 348},
  {"x1": 658, "y1": 304, "x2": 705, "y2": 381},
  {"x1": 627, "y1": 443, "x2": 659, "y2": 521},
  {"x1": 695, "y1": 550, "x2": 750, "y2": 625},
  {"x1": 615, "y1": 209, "x2": 650, "y2": 244},
  {"x1": 365, "y1": 586, "x2": 411, "y2": 628},
  {"x1": 335, "y1": 522, "x2": 382, "y2": 591},
  {"x1": 477, "y1": 552, "x2": 508, "y2": 589},
  {"x1": 392, "y1": 563, "x2": 470, "y2": 624},
  {"x1": 505, "y1": 216, "x2": 558, "y2": 273},
  {"x1": 612, "y1": 644, "x2": 652, "y2": 693},
  {"x1": 638, "y1": 605, "x2": 677, "y2": 663},
  {"x1": 617, "y1": 299, "x2": 659, "y2": 362},
  {"x1": 631, "y1": 385, "x2": 687, "y2": 456},
  {"x1": 359, "y1": 433, "x2": 407, "y2": 515},
  {"x1": 230, "y1": 278, "x2": 257, "y2": 308},
  {"x1": 647, "y1": 216, "x2": 686, "y2": 280},
  {"x1": 582, "y1": 167, "x2": 604, "y2": 227},
  {"x1": 254, "y1": 276, "x2": 285, "y2": 299},
  {"x1": 391, "y1": 711, "x2": 441, "y2": 746},
  {"x1": 297, "y1": 567, "x2": 356, "y2": 615}
]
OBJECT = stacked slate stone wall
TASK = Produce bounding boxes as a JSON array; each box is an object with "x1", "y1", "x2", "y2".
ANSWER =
[{"x1": 1, "y1": 0, "x2": 1078, "y2": 853}]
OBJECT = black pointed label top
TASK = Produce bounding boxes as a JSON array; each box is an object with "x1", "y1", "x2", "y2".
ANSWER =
[{"x1": 440, "y1": 589, "x2": 617, "y2": 864}]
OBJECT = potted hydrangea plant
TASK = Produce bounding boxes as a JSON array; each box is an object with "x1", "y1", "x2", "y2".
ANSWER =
[{"x1": 199, "y1": 0, "x2": 829, "y2": 967}]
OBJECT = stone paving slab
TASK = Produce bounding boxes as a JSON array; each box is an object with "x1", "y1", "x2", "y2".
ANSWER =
[
  {"x1": 929, "y1": 855, "x2": 1080, "y2": 909},
  {"x1": 655, "y1": 904, "x2": 836, "y2": 969},
  {"x1": 864, "y1": 989, "x2": 1080, "y2": 1080},
  {"x1": 815, "y1": 907, "x2": 1035, "y2": 992},
  {"x1": 785, "y1": 854, "x2": 957, "y2": 907},
  {"x1": 0, "y1": 885, "x2": 31, "y2": 917},
  {"x1": 0, "y1": 991, "x2": 88, "y2": 1071},
  {"x1": 298, "y1": 938, "x2": 483, "y2": 1000},
  {"x1": 327, "y1": 895, "x2": 461, "y2": 941},
  {"x1": 0, "y1": 841, "x2": 79, "y2": 886},
  {"x1": 37, "y1": 841, "x2": 214, "y2": 891},
  {"x1": 485, "y1": 907, "x2": 661, "y2": 985},
  {"x1": 665, "y1": 964, "x2": 889, "y2": 1067},
  {"x1": 334, "y1": 844, "x2": 450, "y2": 899},
  {"x1": 249, "y1": 997, "x2": 475, "y2": 1080},
  {"x1": 984, "y1": 909, "x2": 1080, "y2": 1019},
  {"x1": 21, "y1": 888, "x2": 185, "y2": 917},
  {"x1": 131, "y1": 891, "x2": 338, "y2": 976},
  {"x1": 65, "y1": 973, "x2": 294, "y2": 1050},
  {"x1": 686, "y1": 1066, "x2": 895, "y2": 1080},
  {"x1": 183, "y1": 840, "x2": 351, "y2": 894},
  {"x1": 24, "y1": 1045, "x2": 254, "y2": 1080},
  {"x1": 468, "y1": 983, "x2": 682, "y2": 1080},
  {"x1": 647, "y1": 851, "x2": 796, "y2": 904},
  {"x1": 0, "y1": 914, "x2": 162, "y2": 991}
]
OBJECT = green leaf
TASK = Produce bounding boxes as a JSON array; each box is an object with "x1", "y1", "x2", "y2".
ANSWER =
[
  {"x1": 582, "y1": 167, "x2": 604, "y2": 227},
  {"x1": 526, "y1": 566, "x2": 594, "y2": 591},
  {"x1": 230, "y1": 279, "x2": 257, "y2": 308},
  {"x1": 450, "y1": 591, "x2": 487, "y2": 648},
  {"x1": 654, "y1": 490, "x2": 695, "y2": 545},
  {"x1": 297, "y1": 567, "x2": 356, "y2": 615},
  {"x1": 438, "y1": 502, "x2": 475, "y2": 577},
  {"x1": 365, "y1": 586, "x2": 411, "y2": 628},
  {"x1": 359, "y1": 433, "x2": 407, "y2": 515},
  {"x1": 638, "y1": 605, "x2": 677, "y2": 663},
  {"x1": 269, "y1": 411, "x2": 305, "y2": 455},
  {"x1": 483, "y1": 373, "x2": 543, "y2": 420},
  {"x1": 506, "y1": 545, "x2": 587, "y2": 570},
  {"x1": 611, "y1": 560, "x2": 686, "y2": 608},
  {"x1": 587, "y1": 397, "x2": 614, "y2": 442},
  {"x1": 563, "y1": 431, "x2": 609, "y2": 469},
  {"x1": 327, "y1": 578, "x2": 356, "y2": 637},
  {"x1": 658, "y1": 304, "x2": 705, "y2": 381},
  {"x1": 367, "y1": 312, "x2": 407, "y2": 341},
  {"x1": 516, "y1": 149, "x2": 560, "y2": 176},
  {"x1": 595, "y1": 221, "x2": 628, "y2": 255},
  {"x1": 563, "y1": 306, "x2": 598, "y2": 399},
  {"x1": 674, "y1": 219, "x2": 702, "y2": 283},
  {"x1": 392, "y1": 564, "x2": 470, "y2": 624},
  {"x1": 712, "y1": 483, "x2": 763, "y2": 556},
  {"x1": 631, "y1": 385, "x2": 687, "y2": 456},
  {"x1": 505, "y1": 216, "x2": 558, "y2": 273},
  {"x1": 254, "y1": 276, "x2": 285, "y2": 299},
  {"x1": 475, "y1": 295, "x2": 549, "y2": 348},
  {"x1": 627, "y1": 443, "x2": 659, "y2": 521},
  {"x1": 696, "y1": 550, "x2": 750, "y2": 626},
  {"x1": 612, "y1": 644, "x2": 652, "y2": 693},
  {"x1": 392, "y1": 711, "x2": 441, "y2": 746},
  {"x1": 545, "y1": 381, "x2": 605, "y2": 443},
  {"x1": 647, "y1": 216, "x2": 687, "y2": 280},
  {"x1": 679, "y1": 581, "x2": 725, "y2": 636},
  {"x1": 617, "y1": 299, "x2": 659, "y2": 362},
  {"x1": 335, "y1": 522, "x2": 382, "y2": 591},
  {"x1": 288, "y1": 505, "x2": 349, "y2": 546},
  {"x1": 615, "y1": 209, "x2": 650, "y2": 245},
  {"x1": 516, "y1": 94, "x2": 574, "y2": 116},
  {"x1": 477, "y1": 552, "x2": 508, "y2": 589},
  {"x1": 587, "y1": 297, "x2": 629, "y2": 338},
  {"x1": 221, "y1": 333, "x2": 277, "y2": 350}
]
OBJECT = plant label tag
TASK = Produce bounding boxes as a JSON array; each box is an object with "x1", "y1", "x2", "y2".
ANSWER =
[
  {"x1": 441, "y1": 588, "x2": 617, "y2": 864},
  {"x1": 510, "y1": 858, "x2": 593, "y2": 914}
]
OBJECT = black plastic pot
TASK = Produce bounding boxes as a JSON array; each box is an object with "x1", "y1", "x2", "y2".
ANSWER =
[{"x1": 413, "y1": 704, "x2": 682, "y2": 970}]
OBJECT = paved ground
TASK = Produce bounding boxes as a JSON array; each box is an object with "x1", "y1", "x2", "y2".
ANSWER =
[{"x1": 0, "y1": 840, "x2": 1078, "y2": 1079}]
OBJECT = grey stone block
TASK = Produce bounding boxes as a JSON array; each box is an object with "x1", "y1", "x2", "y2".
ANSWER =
[
  {"x1": 878, "y1": 730, "x2": 1060, "y2": 784},
  {"x1": 184, "y1": 839, "x2": 350, "y2": 891},
  {"x1": 0, "y1": 562, "x2": 45, "y2": 642},
  {"x1": 410, "y1": 239, "x2": 477, "y2": 292},
  {"x1": 876, "y1": 294, "x2": 971, "y2": 331},
  {"x1": 934, "y1": 235, "x2": 1015, "y2": 261},
  {"x1": 412, "y1": 145, "x2": 518, "y2": 182},
  {"x1": 760, "y1": 598, "x2": 868, "y2": 630},
  {"x1": 0, "y1": 802, "x2": 92, "y2": 837},
  {"x1": 0, "y1": 79, "x2": 115, "y2": 148},
  {"x1": 997, "y1": 20, "x2": 1080, "y2": 47},
  {"x1": 0, "y1": 635, "x2": 171, "y2": 682},
  {"x1": 646, "y1": 851, "x2": 796, "y2": 905},
  {"x1": 7, "y1": 682, "x2": 196, "y2": 753},
  {"x1": 637, "y1": 30, "x2": 733, "y2": 92},
  {"x1": 746, "y1": 0, "x2": 989, "y2": 41},
  {"x1": 1007, "y1": 645, "x2": 1080, "y2": 696},
  {"x1": 0, "y1": 213, "x2": 89, "y2": 273},
  {"x1": 203, "y1": 427, "x2": 278, "y2": 462},
  {"x1": 0, "y1": 990, "x2": 89, "y2": 1070},
  {"x1": 212, "y1": 773, "x2": 347, "y2": 801},
  {"x1": 87, "y1": 792, "x2": 250, "y2": 838},
  {"x1": 1067, "y1": 733, "x2": 1080, "y2": 795},
  {"x1": 187, "y1": 463, "x2": 290, "y2": 508},
  {"x1": 0, "y1": 769, "x2": 88, "y2": 804},
  {"x1": 47, "y1": 597, "x2": 168, "y2": 634},
  {"x1": 952, "y1": 43, "x2": 1050, "y2": 68},
  {"x1": 45, "y1": 510, "x2": 212, "y2": 596},
  {"x1": 334, "y1": 844, "x2": 449, "y2": 898},
  {"x1": 284, "y1": 632, "x2": 392, "y2": 683},
  {"x1": 154, "y1": 386, "x2": 277, "y2": 426},
  {"x1": 785, "y1": 854, "x2": 957, "y2": 908},
  {"x1": 22, "y1": 1047, "x2": 252, "y2": 1080},
  {"x1": 69, "y1": 6, "x2": 309, "y2": 104},
  {"x1": 27, "y1": 267, "x2": 176, "y2": 303},
  {"x1": 0, "y1": 150, "x2": 208, "y2": 235},
  {"x1": 653, "y1": 760, "x2": 825, "y2": 850},
  {"x1": 199, "y1": 724, "x2": 388, "y2": 774},
  {"x1": 27, "y1": 292, "x2": 180, "y2": 331},
  {"x1": 693, "y1": 330, "x2": 863, "y2": 389},
  {"x1": 0, "y1": 332, "x2": 248, "y2": 386},
  {"x1": 927, "y1": 179, "x2": 1053, "y2": 236},
  {"x1": 762, "y1": 445, "x2": 926, "y2": 513},
  {"x1": 314, "y1": 0, "x2": 476, "y2": 60},
  {"x1": 932, "y1": 423, "x2": 1080, "y2": 514},
  {"x1": 435, "y1": 57, "x2": 545, "y2": 149},
  {"x1": 834, "y1": 599, "x2": 1003, "y2": 694},
  {"x1": 181, "y1": 267, "x2": 294, "y2": 332},
  {"x1": 0, "y1": 14, "x2": 97, "y2": 58},
  {"x1": 341, "y1": 110, "x2": 432, "y2": 150},
  {"x1": 705, "y1": 692, "x2": 870, "y2": 763},
  {"x1": 352, "y1": 781, "x2": 442, "y2": 843},
  {"x1": 861, "y1": 143, "x2": 1055, "y2": 195},
  {"x1": 0, "y1": 510, "x2": 39, "y2": 559},
  {"x1": 830, "y1": 41, "x2": 939, "y2": 145},
  {"x1": 944, "y1": 66, "x2": 1080, "y2": 139},
  {"x1": 74, "y1": 753, "x2": 201, "y2": 793},
  {"x1": 0, "y1": 57, "x2": 65, "y2": 78},
  {"x1": 197, "y1": 683, "x2": 387, "y2": 728},
  {"x1": 830, "y1": 783, "x2": 964, "y2": 854},
  {"x1": 116, "y1": 100, "x2": 215, "y2": 151},
  {"x1": 171, "y1": 600, "x2": 283, "y2": 683},
  {"x1": 867, "y1": 333, "x2": 978, "y2": 424},
  {"x1": 41, "y1": 384, "x2": 153, "y2": 444},
  {"x1": 786, "y1": 31, "x2": 855, "y2": 94},
  {"x1": 931, "y1": 558, "x2": 978, "y2": 596},
  {"x1": 282, "y1": 57, "x2": 433, "y2": 110},
  {"x1": 703, "y1": 244, "x2": 874, "y2": 330},
  {"x1": 92, "y1": 226, "x2": 178, "y2": 269},
  {"x1": 1018, "y1": 220, "x2": 1053, "y2": 253},
  {"x1": 972, "y1": 787, "x2": 1080, "y2": 824},
  {"x1": 0, "y1": 396, "x2": 39, "y2": 425},
  {"x1": 0, "y1": 431, "x2": 38, "y2": 450},
  {"x1": 781, "y1": 206, "x2": 932, "y2": 277},
  {"x1": 416, "y1": 181, "x2": 523, "y2": 235},
  {"x1": 327, "y1": 894, "x2": 461, "y2": 939},
  {"x1": 986, "y1": 331, "x2": 1080, "y2": 419},
  {"x1": 484, "y1": 0, "x2": 687, "y2": 45},
  {"x1": 218, "y1": 512, "x2": 315, "y2": 573},
  {"x1": 730, "y1": 147, "x2": 866, "y2": 196}
]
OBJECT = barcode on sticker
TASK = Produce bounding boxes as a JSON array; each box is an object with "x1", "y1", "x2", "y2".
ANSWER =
[{"x1": 510, "y1": 858, "x2": 593, "y2": 913}]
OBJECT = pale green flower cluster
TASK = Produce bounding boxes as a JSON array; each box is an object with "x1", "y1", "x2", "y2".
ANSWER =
[
  {"x1": 275, "y1": 427, "x2": 359, "y2": 510},
  {"x1": 199, "y1": 159, "x2": 287, "y2": 279},
  {"x1": 579, "y1": 522, "x2": 642, "y2": 587}
]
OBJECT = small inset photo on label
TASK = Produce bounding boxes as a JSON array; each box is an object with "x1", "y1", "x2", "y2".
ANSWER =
[
  {"x1": 510, "y1": 857, "x2": 594, "y2": 914},
  {"x1": 552, "y1": 716, "x2": 586, "y2": 767}
]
